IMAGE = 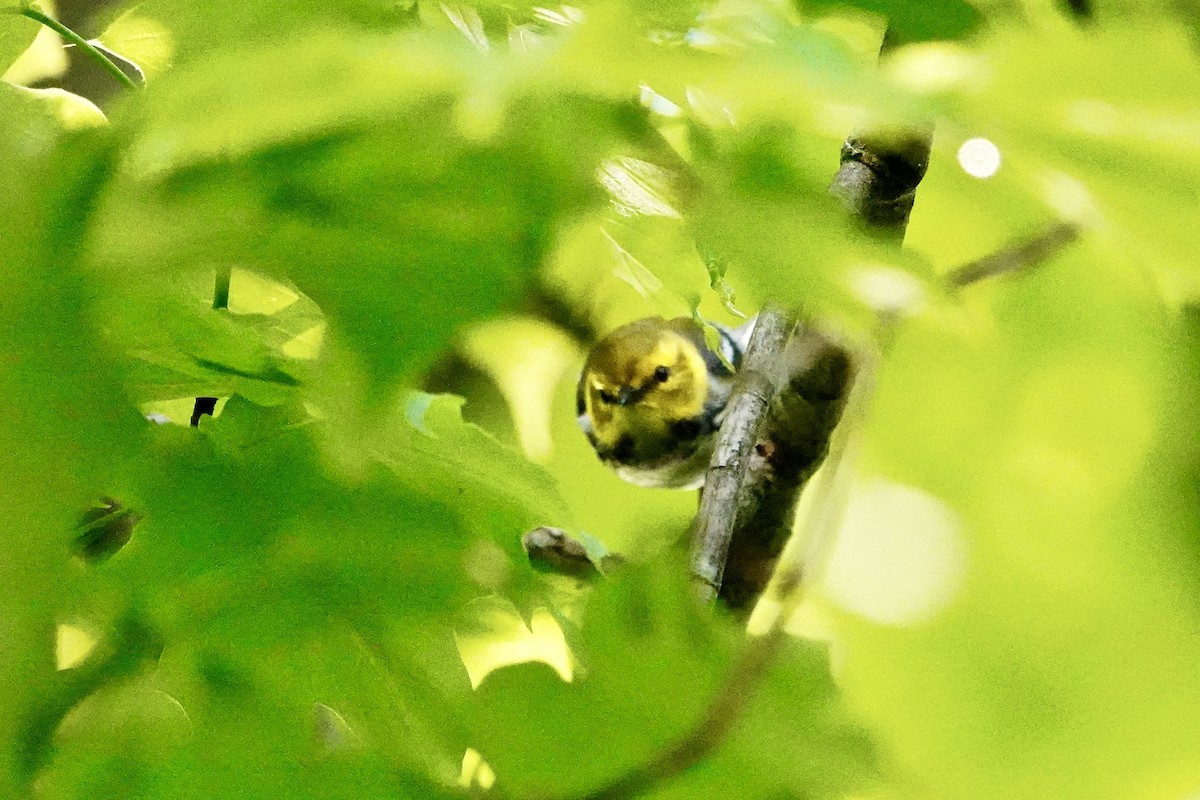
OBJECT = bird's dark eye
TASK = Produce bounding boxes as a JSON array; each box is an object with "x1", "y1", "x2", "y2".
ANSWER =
[
  {"x1": 599, "y1": 389, "x2": 617, "y2": 404},
  {"x1": 653, "y1": 366, "x2": 670, "y2": 383}
]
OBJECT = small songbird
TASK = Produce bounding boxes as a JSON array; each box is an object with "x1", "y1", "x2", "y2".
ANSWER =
[{"x1": 577, "y1": 316, "x2": 754, "y2": 489}]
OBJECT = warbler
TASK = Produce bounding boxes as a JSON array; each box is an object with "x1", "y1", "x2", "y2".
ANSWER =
[{"x1": 577, "y1": 316, "x2": 754, "y2": 489}]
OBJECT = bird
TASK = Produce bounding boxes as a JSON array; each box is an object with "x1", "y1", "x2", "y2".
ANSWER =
[{"x1": 576, "y1": 315, "x2": 754, "y2": 489}]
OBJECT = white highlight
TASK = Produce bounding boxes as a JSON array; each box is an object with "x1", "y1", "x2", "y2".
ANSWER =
[
  {"x1": 957, "y1": 137, "x2": 1001, "y2": 178},
  {"x1": 848, "y1": 264, "x2": 926, "y2": 315},
  {"x1": 639, "y1": 85, "x2": 683, "y2": 117},
  {"x1": 885, "y1": 44, "x2": 982, "y2": 94}
]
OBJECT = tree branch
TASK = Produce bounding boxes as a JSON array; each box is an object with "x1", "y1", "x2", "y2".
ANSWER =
[
  {"x1": 829, "y1": 129, "x2": 932, "y2": 237},
  {"x1": 689, "y1": 305, "x2": 797, "y2": 604},
  {"x1": 694, "y1": 119, "x2": 930, "y2": 612}
]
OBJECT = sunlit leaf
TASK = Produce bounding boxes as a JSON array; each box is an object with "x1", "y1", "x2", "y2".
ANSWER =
[
  {"x1": 2, "y1": 0, "x2": 66, "y2": 86},
  {"x1": 378, "y1": 392, "x2": 576, "y2": 569},
  {"x1": 0, "y1": 5, "x2": 40, "y2": 74},
  {"x1": 13, "y1": 86, "x2": 106, "y2": 129},
  {"x1": 91, "y1": 9, "x2": 175, "y2": 81}
]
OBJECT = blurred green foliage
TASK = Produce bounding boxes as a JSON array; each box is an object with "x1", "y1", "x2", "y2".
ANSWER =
[{"x1": 2, "y1": 0, "x2": 1200, "y2": 798}]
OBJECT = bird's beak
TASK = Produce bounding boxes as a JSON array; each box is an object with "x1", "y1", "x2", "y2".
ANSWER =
[{"x1": 616, "y1": 386, "x2": 636, "y2": 406}]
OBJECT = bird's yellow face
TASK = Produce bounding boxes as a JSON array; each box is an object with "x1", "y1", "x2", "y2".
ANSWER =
[
  {"x1": 577, "y1": 318, "x2": 713, "y2": 477},
  {"x1": 584, "y1": 331, "x2": 708, "y2": 436}
]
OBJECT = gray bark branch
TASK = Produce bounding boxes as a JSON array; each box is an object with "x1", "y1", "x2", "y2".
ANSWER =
[
  {"x1": 689, "y1": 306, "x2": 797, "y2": 603},
  {"x1": 830, "y1": 130, "x2": 932, "y2": 237}
]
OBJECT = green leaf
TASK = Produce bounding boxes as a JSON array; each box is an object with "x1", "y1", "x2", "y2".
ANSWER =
[
  {"x1": 37, "y1": 677, "x2": 192, "y2": 798},
  {"x1": 51, "y1": 682, "x2": 465, "y2": 800},
  {"x1": 53, "y1": 394, "x2": 491, "y2": 794},
  {"x1": 701, "y1": 248, "x2": 744, "y2": 318},
  {"x1": 0, "y1": 6, "x2": 40, "y2": 74},
  {"x1": 380, "y1": 393, "x2": 576, "y2": 566},
  {"x1": 0, "y1": 84, "x2": 141, "y2": 793},
  {"x1": 3, "y1": 3, "x2": 68, "y2": 86},
  {"x1": 471, "y1": 560, "x2": 875, "y2": 798},
  {"x1": 109, "y1": 398, "x2": 476, "y2": 623},
  {"x1": 100, "y1": 270, "x2": 321, "y2": 406},
  {"x1": 13, "y1": 86, "x2": 106, "y2": 129},
  {"x1": 61, "y1": 397, "x2": 485, "y2": 789},
  {"x1": 90, "y1": 30, "x2": 620, "y2": 394},
  {"x1": 441, "y1": 2, "x2": 490, "y2": 52},
  {"x1": 90, "y1": 8, "x2": 175, "y2": 81}
]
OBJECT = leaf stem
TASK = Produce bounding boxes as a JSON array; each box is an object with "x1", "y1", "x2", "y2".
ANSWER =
[{"x1": 20, "y1": 5, "x2": 139, "y2": 92}]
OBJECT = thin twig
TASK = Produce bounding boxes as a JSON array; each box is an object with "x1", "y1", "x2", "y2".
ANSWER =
[
  {"x1": 19, "y1": 6, "x2": 140, "y2": 92},
  {"x1": 522, "y1": 527, "x2": 606, "y2": 582},
  {"x1": 689, "y1": 305, "x2": 797, "y2": 604},
  {"x1": 945, "y1": 221, "x2": 1080, "y2": 288}
]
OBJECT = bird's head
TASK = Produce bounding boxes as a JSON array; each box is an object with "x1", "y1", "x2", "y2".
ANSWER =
[{"x1": 577, "y1": 317, "x2": 710, "y2": 453}]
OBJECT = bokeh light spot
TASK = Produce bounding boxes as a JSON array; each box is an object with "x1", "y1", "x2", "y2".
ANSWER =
[
  {"x1": 957, "y1": 137, "x2": 1001, "y2": 178},
  {"x1": 823, "y1": 478, "x2": 969, "y2": 626}
]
